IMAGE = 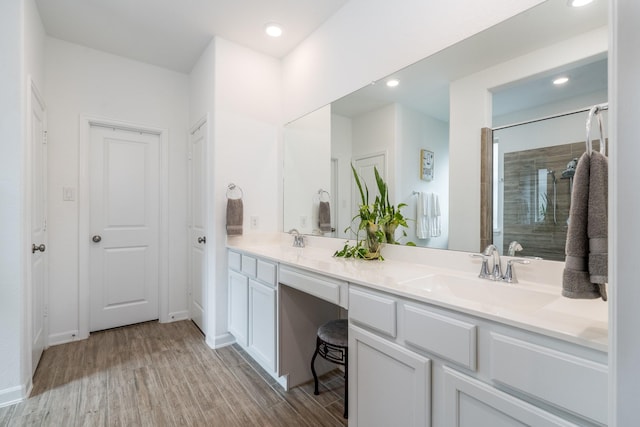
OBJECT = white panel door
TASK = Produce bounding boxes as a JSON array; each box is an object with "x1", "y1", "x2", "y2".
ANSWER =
[
  {"x1": 29, "y1": 82, "x2": 47, "y2": 375},
  {"x1": 189, "y1": 120, "x2": 207, "y2": 333},
  {"x1": 89, "y1": 125, "x2": 160, "y2": 331}
]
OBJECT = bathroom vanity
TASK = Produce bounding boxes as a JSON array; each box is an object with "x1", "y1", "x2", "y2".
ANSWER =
[{"x1": 226, "y1": 233, "x2": 607, "y2": 427}]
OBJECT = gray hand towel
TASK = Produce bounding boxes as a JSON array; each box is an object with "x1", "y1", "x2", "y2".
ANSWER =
[
  {"x1": 562, "y1": 153, "x2": 601, "y2": 299},
  {"x1": 226, "y1": 198, "x2": 243, "y2": 236},
  {"x1": 588, "y1": 151, "x2": 608, "y2": 300},
  {"x1": 318, "y1": 201, "x2": 331, "y2": 233}
]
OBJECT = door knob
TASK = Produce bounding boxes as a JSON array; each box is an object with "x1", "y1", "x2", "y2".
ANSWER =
[
  {"x1": 31, "y1": 243, "x2": 46, "y2": 254},
  {"x1": 92, "y1": 235, "x2": 102, "y2": 243},
  {"x1": 197, "y1": 236, "x2": 206, "y2": 244}
]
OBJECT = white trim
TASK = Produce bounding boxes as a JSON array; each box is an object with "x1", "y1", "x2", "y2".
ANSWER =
[
  {"x1": 207, "y1": 332, "x2": 235, "y2": 349},
  {"x1": 0, "y1": 380, "x2": 32, "y2": 409},
  {"x1": 47, "y1": 330, "x2": 80, "y2": 347},
  {"x1": 167, "y1": 310, "x2": 190, "y2": 322},
  {"x1": 78, "y1": 115, "x2": 170, "y2": 338}
]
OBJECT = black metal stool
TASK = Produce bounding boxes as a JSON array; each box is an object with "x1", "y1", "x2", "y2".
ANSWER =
[{"x1": 310, "y1": 318, "x2": 348, "y2": 419}]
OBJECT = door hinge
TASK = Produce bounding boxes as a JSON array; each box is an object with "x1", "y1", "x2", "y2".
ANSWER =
[{"x1": 43, "y1": 130, "x2": 48, "y2": 144}]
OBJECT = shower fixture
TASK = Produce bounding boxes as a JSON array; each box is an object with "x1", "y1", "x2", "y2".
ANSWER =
[
  {"x1": 547, "y1": 169, "x2": 557, "y2": 225},
  {"x1": 561, "y1": 158, "x2": 578, "y2": 179}
]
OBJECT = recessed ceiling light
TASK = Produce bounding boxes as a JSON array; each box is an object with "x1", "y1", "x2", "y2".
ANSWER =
[
  {"x1": 265, "y1": 23, "x2": 283, "y2": 38},
  {"x1": 386, "y1": 79, "x2": 399, "y2": 88},
  {"x1": 553, "y1": 77, "x2": 569, "y2": 85},
  {"x1": 567, "y1": 0, "x2": 594, "y2": 7}
]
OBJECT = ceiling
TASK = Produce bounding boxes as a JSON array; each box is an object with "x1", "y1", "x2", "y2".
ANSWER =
[
  {"x1": 35, "y1": 0, "x2": 350, "y2": 73},
  {"x1": 331, "y1": 0, "x2": 608, "y2": 122}
]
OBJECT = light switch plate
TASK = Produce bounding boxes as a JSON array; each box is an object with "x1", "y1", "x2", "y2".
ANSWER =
[{"x1": 63, "y1": 186, "x2": 75, "y2": 201}]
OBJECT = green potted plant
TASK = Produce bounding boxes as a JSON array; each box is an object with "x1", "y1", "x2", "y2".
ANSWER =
[{"x1": 334, "y1": 165, "x2": 413, "y2": 260}]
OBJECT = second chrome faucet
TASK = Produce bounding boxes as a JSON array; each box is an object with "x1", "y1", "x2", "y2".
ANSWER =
[{"x1": 471, "y1": 244, "x2": 530, "y2": 284}]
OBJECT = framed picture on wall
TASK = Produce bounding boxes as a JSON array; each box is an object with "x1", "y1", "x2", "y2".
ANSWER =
[{"x1": 420, "y1": 149, "x2": 434, "y2": 181}]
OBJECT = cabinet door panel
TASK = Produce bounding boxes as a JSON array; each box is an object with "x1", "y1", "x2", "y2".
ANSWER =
[
  {"x1": 350, "y1": 325, "x2": 431, "y2": 427},
  {"x1": 443, "y1": 367, "x2": 578, "y2": 427},
  {"x1": 249, "y1": 279, "x2": 276, "y2": 371},
  {"x1": 228, "y1": 270, "x2": 248, "y2": 346}
]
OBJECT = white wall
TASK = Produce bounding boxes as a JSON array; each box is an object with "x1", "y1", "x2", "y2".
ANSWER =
[
  {"x1": 352, "y1": 103, "x2": 396, "y2": 185},
  {"x1": 283, "y1": 105, "x2": 331, "y2": 234},
  {"x1": 282, "y1": 0, "x2": 544, "y2": 123},
  {"x1": 397, "y1": 105, "x2": 449, "y2": 248},
  {"x1": 331, "y1": 113, "x2": 353, "y2": 239},
  {"x1": 190, "y1": 36, "x2": 281, "y2": 347},
  {"x1": 448, "y1": 26, "x2": 608, "y2": 252},
  {"x1": 45, "y1": 37, "x2": 190, "y2": 343}
]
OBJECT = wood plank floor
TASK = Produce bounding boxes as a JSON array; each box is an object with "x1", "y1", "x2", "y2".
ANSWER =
[{"x1": 0, "y1": 320, "x2": 347, "y2": 427}]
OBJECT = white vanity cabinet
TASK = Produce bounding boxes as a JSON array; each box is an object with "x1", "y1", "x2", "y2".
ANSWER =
[
  {"x1": 227, "y1": 250, "x2": 278, "y2": 376},
  {"x1": 350, "y1": 325, "x2": 431, "y2": 427},
  {"x1": 348, "y1": 285, "x2": 607, "y2": 427}
]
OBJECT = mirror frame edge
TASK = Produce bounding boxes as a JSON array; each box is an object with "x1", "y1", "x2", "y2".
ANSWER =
[{"x1": 480, "y1": 127, "x2": 493, "y2": 253}]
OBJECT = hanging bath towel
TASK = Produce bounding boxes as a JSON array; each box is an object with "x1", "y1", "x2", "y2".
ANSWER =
[
  {"x1": 562, "y1": 153, "x2": 604, "y2": 300},
  {"x1": 318, "y1": 201, "x2": 332, "y2": 233},
  {"x1": 226, "y1": 198, "x2": 243, "y2": 236},
  {"x1": 587, "y1": 151, "x2": 608, "y2": 299}
]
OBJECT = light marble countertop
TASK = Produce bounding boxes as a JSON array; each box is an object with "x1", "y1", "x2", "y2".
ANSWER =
[{"x1": 227, "y1": 233, "x2": 608, "y2": 353}]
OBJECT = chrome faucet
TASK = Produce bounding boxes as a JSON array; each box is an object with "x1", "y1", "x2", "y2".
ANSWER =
[
  {"x1": 482, "y1": 244, "x2": 502, "y2": 281},
  {"x1": 508, "y1": 241, "x2": 523, "y2": 256},
  {"x1": 502, "y1": 259, "x2": 530, "y2": 284},
  {"x1": 288, "y1": 228, "x2": 305, "y2": 248}
]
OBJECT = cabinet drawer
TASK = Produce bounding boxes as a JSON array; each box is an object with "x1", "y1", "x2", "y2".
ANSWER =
[
  {"x1": 241, "y1": 254, "x2": 257, "y2": 277},
  {"x1": 228, "y1": 250, "x2": 241, "y2": 271},
  {"x1": 257, "y1": 259, "x2": 276, "y2": 287},
  {"x1": 403, "y1": 304, "x2": 477, "y2": 370},
  {"x1": 279, "y1": 266, "x2": 342, "y2": 305},
  {"x1": 489, "y1": 333, "x2": 607, "y2": 425},
  {"x1": 349, "y1": 287, "x2": 396, "y2": 338}
]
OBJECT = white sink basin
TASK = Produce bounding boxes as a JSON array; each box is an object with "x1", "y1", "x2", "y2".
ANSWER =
[{"x1": 400, "y1": 274, "x2": 558, "y2": 313}]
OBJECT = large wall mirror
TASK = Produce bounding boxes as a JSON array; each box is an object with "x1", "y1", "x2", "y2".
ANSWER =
[{"x1": 283, "y1": 0, "x2": 607, "y2": 259}]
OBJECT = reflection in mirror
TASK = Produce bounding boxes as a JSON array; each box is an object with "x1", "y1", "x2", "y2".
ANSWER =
[
  {"x1": 283, "y1": 0, "x2": 608, "y2": 254},
  {"x1": 490, "y1": 56, "x2": 608, "y2": 260}
]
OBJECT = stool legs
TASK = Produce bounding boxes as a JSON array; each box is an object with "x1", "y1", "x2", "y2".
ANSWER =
[
  {"x1": 311, "y1": 337, "x2": 320, "y2": 395},
  {"x1": 310, "y1": 336, "x2": 348, "y2": 419}
]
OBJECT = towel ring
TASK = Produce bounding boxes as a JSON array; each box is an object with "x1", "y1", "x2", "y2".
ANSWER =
[
  {"x1": 226, "y1": 183, "x2": 243, "y2": 200},
  {"x1": 318, "y1": 189, "x2": 330, "y2": 202},
  {"x1": 586, "y1": 105, "x2": 606, "y2": 155}
]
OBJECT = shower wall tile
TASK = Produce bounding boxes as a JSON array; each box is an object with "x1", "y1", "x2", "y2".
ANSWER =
[{"x1": 502, "y1": 141, "x2": 586, "y2": 261}]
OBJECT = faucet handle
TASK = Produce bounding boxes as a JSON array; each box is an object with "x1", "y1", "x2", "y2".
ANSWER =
[
  {"x1": 470, "y1": 253, "x2": 491, "y2": 279},
  {"x1": 502, "y1": 259, "x2": 530, "y2": 284}
]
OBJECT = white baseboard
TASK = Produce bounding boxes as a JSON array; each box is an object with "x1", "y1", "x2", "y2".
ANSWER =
[
  {"x1": 0, "y1": 378, "x2": 31, "y2": 408},
  {"x1": 48, "y1": 329, "x2": 81, "y2": 347},
  {"x1": 165, "y1": 310, "x2": 190, "y2": 322},
  {"x1": 207, "y1": 332, "x2": 235, "y2": 349}
]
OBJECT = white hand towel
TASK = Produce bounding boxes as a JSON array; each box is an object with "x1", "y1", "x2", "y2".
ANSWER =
[
  {"x1": 429, "y1": 193, "x2": 437, "y2": 237},
  {"x1": 433, "y1": 193, "x2": 441, "y2": 237},
  {"x1": 416, "y1": 192, "x2": 429, "y2": 239}
]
